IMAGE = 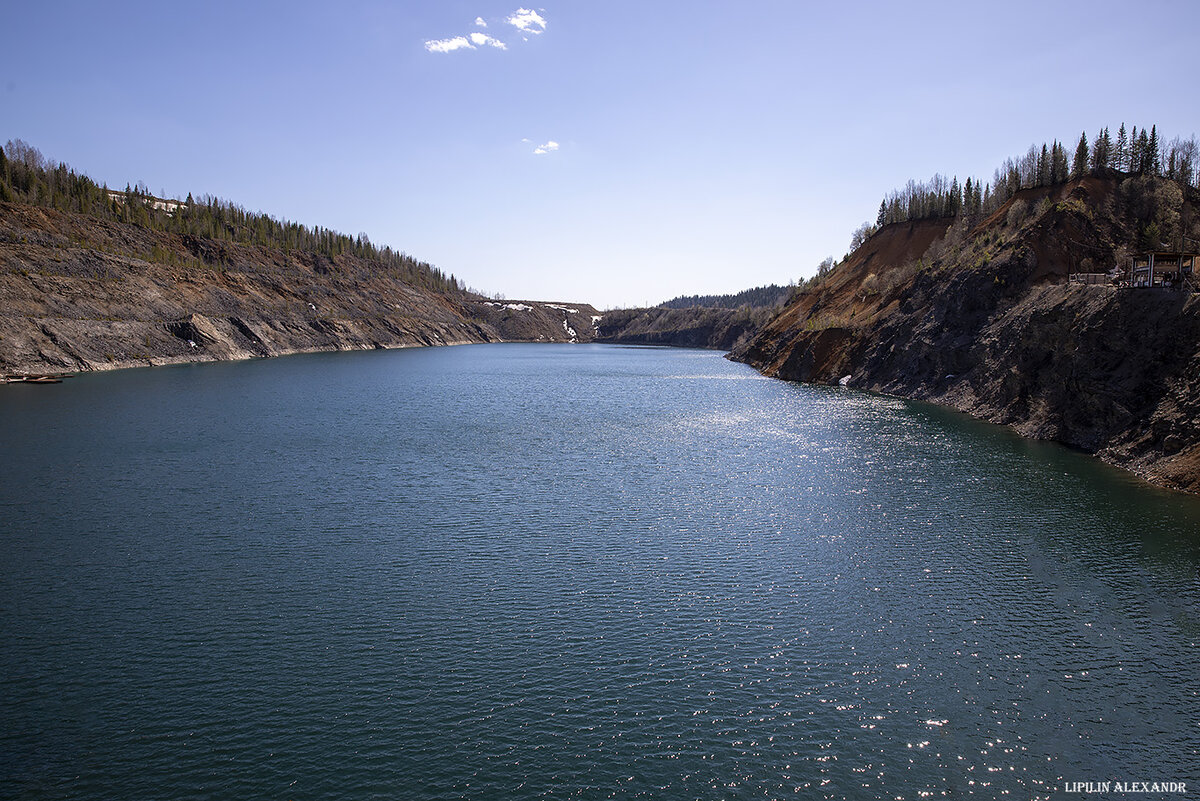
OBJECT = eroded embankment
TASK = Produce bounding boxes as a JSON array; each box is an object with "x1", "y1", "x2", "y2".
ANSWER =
[
  {"x1": 743, "y1": 282, "x2": 1200, "y2": 494},
  {"x1": 594, "y1": 306, "x2": 772, "y2": 351},
  {"x1": 0, "y1": 202, "x2": 599, "y2": 374},
  {"x1": 734, "y1": 176, "x2": 1200, "y2": 494}
]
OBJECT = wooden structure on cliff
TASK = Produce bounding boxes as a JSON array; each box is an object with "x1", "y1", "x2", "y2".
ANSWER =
[
  {"x1": 1074, "y1": 252, "x2": 1200, "y2": 290},
  {"x1": 1128, "y1": 252, "x2": 1197, "y2": 290}
]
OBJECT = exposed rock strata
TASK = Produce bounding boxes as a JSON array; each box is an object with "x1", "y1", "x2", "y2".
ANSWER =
[
  {"x1": 0, "y1": 202, "x2": 598, "y2": 374},
  {"x1": 595, "y1": 306, "x2": 768, "y2": 350},
  {"x1": 734, "y1": 176, "x2": 1200, "y2": 494}
]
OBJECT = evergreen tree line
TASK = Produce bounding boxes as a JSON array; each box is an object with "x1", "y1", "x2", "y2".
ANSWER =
[
  {"x1": 0, "y1": 140, "x2": 462, "y2": 294},
  {"x1": 875, "y1": 124, "x2": 1199, "y2": 228},
  {"x1": 659, "y1": 283, "x2": 792, "y2": 310}
]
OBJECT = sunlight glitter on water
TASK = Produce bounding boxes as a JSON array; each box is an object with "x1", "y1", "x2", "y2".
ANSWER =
[{"x1": 1, "y1": 344, "x2": 1198, "y2": 800}]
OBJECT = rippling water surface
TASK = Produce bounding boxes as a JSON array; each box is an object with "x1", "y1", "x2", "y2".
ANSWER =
[{"x1": 2, "y1": 344, "x2": 1199, "y2": 799}]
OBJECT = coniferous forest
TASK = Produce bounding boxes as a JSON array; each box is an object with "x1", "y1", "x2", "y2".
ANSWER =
[
  {"x1": 0, "y1": 139, "x2": 461, "y2": 294},
  {"x1": 870, "y1": 124, "x2": 1198, "y2": 229},
  {"x1": 3, "y1": 127, "x2": 1197, "y2": 309},
  {"x1": 659, "y1": 284, "x2": 792, "y2": 310}
]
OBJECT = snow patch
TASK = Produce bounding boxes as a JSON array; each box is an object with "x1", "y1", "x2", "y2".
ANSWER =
[
  {"x1": 562, "y1": 319, "x2": 577, "y2": 340},
  {"x1": 485, "y1": 302, "x2": 532, "y2": 311},
  {"x1": 107, "y1": 190, "x2": 186, "y2": 215},
  {"x1": 546, "y1": 304, "x2": 578, "y2": 314}
]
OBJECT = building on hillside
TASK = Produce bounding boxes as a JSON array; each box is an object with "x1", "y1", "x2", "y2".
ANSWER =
[{"x1": 1127, "y1": 252, "x2": 1196, "y2": 290}]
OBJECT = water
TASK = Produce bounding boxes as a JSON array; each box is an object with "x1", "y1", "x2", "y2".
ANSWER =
[{"x1": 1, "y1": 344, "x2": 1198, "y2": 800}]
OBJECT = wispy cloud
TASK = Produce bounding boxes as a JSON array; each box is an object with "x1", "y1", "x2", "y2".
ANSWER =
[
  {"x1": 425, "y1": 35, "x2": 474, "y2": 53},
  {"x1": 426, "y1": 9, "x2": 545, "y2": 55},
  {"x1": 507, "y1": 8, "x2": 547, "y2": 35},
  {"x1": 469, "y1": 31, "x2": 506, "y2": 49},
  {"x1": 532, "y1": 140, "x2": 559, "y2": 155}
]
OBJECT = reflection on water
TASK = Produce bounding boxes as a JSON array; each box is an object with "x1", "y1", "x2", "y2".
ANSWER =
[{"x1": 1, "y1": 344, "x2": 1198, "y2": 799}]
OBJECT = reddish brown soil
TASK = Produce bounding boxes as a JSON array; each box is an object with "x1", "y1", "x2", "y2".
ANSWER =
[{"x1": 734, "y1": 174, "x2": 1200, "y2": 495}]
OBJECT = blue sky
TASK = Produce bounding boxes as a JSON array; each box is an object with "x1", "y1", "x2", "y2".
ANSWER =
[{"x1": 3, "y1": 0, "x2": 1197, "y2": 307}]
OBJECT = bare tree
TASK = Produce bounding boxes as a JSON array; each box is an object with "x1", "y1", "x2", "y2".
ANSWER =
[{"x1": 4, "y1": 139, "x2": 45, "y2": 170}]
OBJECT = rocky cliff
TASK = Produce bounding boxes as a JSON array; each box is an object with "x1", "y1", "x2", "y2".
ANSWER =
[
  {"x1": 733, "y1": 174, "x2": 1200, "y2": 493},
  {"x1": 0, "y1": 202, "x2": 599, "y2": 374},
  {"x1": 595, "y1": 305, "x2": 773, "y2": 350}
]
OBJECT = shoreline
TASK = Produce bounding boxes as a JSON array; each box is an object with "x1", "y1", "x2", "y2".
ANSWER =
[
  {"x1": 736, "y1": 362, "x2": 1200, "y2": 498},
  {"x1": 9, "y1": 335, "x2": 1194, "y2": 498},
  {"x1": 0, "y1": 335, "x2": 538, "y2": 381}
]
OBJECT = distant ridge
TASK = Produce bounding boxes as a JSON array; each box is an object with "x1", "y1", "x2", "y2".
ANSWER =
[{"x1": 659, "y1": 284, "x2": 792, "y2": 310}]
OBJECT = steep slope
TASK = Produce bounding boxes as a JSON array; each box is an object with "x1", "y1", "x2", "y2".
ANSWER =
[
  {"x1": 595, "y1": 305, "x2": 773, "y2": 350},
  {"x1": 0, "y1": 202, "x2": 598, "y2": 374},
  {"x1": 734, "y1": 174, "x2": 1200, "y2": 493}
]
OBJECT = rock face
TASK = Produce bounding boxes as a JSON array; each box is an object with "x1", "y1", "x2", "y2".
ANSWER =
[
  {"x1": 733, "y1": 174, "x2": 1200, "y2": 494},
  {"x1": 595, "y1": 305, "x2": 776, "y2": 350},
  {"x1": 465, "y1": 299, "x2": 602, "y2": 345},
  {"x1": 0, "y1": 202, "x2": 598, "y2": 374}
]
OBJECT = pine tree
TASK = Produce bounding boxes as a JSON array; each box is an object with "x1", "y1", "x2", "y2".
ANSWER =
[
  {"x1": 1037, "y1": 144, "x2": 1051, "y2": 186},
  {"x1": 1072, "y1": 132, "x2": 1089, "y2": 178},
  {"x1": 0, "y1": 145, "x2": 10, "y2": 203},
  {"x1": 1148, "y1": 125, "x2": 1160, "y2": 175},
  {"x1": 1116, "y1": 123, "x2": 1128, "y2": 170},
  {"x1": 877, "y1": 200, "x2": 886, "y2": 227},
  {"x1": 1051, "y1": 141, "x2": 1069, "y2": 183},
  {"x1": 968, "y1": 178, "x2": 983, "y2": 216},
  {"x1": 1095, "y1": 127, "x2": 1113, "y2": 170}
]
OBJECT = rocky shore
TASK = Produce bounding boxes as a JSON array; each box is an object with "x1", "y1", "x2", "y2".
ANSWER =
[
  {"x1": 733, "y1": 176, "x2": 1200, "y2": 494},
  {"x1": 0, "y1": 202, "x2": 600, "y2": 375}
]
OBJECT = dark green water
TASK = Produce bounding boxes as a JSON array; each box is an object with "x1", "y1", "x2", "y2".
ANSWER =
[{"x1": 1, "y1": 344, "x2": 1198, "y2": 800}]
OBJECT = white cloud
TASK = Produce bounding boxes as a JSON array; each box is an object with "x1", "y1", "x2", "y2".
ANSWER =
[
  {"x1": 425, "y1": 35, "x2": 474, "y2": 53},
  {"x1": 532, "y1": 140, "x2": 559, "y2": 155},
  {"x1": 469, "y1": 31, "x2": 506, "y2": 49},
  {"x1": 507, "y1": 8, "x2": 547, "y2": 34},
  {"x1": 426, "y1": 10, "x2": 542, "y2": 55}
]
